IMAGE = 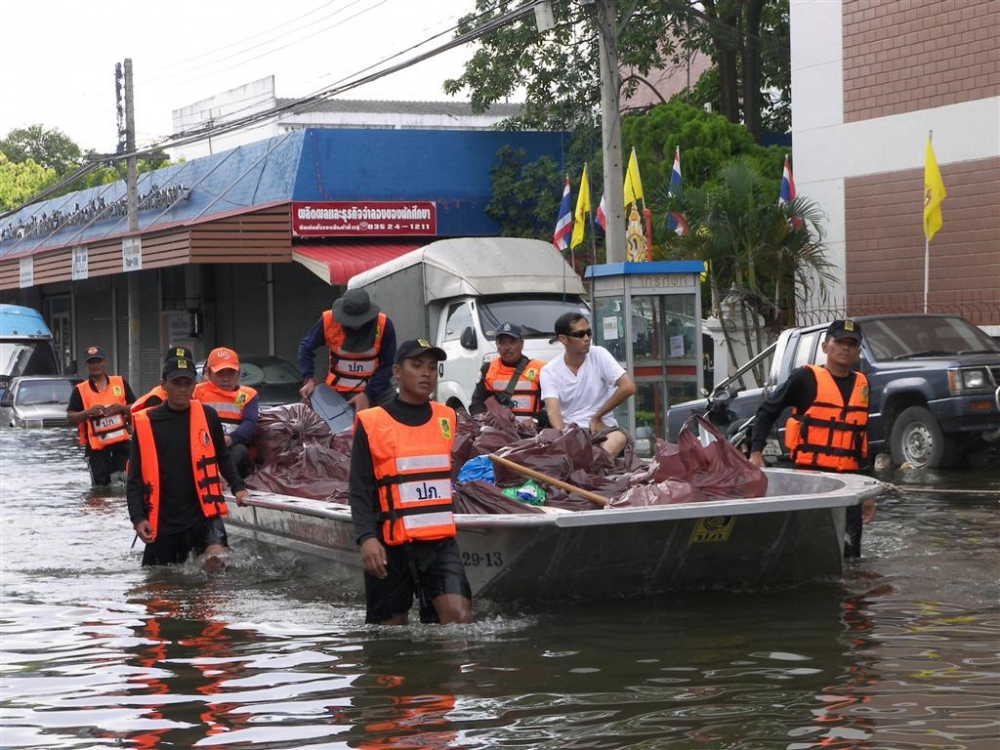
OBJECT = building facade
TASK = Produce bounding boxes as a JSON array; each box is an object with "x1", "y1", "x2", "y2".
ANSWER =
[
  {"x1": 791, "y1": 0, "x2": 999, "y2": 333},
  {"x1": 0, "y1": 128, "x2": 567, "y2": 391}
]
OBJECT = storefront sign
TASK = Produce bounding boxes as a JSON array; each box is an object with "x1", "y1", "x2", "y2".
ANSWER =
[
  {"x1": 122, "y1": 237, "x2": 142, "y2": 271},
  {"x1": 292, "y1": 201, "x2": 437, "y2": 237},
  {"x1": 19, "y1": 257, "x2": 33, "y2": 288},
  {"x1": 71, "y1": 246, "x2": 89, "y2": 280}
]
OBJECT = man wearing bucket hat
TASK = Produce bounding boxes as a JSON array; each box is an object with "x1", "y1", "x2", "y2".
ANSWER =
[
  {"x1": 67, "y1": 345, "x2": 137, "y2": 486},
  {"x1": 126, "y1": 346, "x2": 249, "y2": 568},
  {"x1": 348, "y1": 338, "x2": 472, "y2": 626},
  {"x1": 749, "y1": 319, "x2": 876, "y2": 557},
  {"x1": 297, "y1": 288, "x2": 397, "y2": 411}
]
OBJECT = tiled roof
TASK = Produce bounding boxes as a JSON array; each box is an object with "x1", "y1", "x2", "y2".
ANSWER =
[{"x1": 276, "y1": 98, "x2": 524, "y2": 118}]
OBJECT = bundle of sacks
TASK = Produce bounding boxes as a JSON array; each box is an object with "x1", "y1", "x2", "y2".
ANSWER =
[{"x1": 247, "y1": 397, "x2": 767, "y2": 512}]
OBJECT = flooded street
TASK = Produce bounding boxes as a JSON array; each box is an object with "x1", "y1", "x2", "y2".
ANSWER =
[{"x1": 1, "y1": 427, "x2": 998, "y2": 749}]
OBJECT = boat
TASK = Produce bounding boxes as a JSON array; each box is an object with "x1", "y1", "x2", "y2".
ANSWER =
[{"x1": 225, "y1": 467, "x2": 883, "y2": 602}]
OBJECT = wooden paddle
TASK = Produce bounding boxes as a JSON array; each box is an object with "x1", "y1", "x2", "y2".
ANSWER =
[{"x1": 488, "y1": 454, "x2": 609, "y2": 507}]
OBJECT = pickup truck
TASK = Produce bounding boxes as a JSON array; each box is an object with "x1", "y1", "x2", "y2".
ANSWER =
[{"x1": 666, "y1": 314, "x2": 1000, "y2": 469}]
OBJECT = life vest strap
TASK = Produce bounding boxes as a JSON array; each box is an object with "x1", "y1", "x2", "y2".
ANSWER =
[{"x1": 376, "y1": 469, "x2": 452, "y2": 488}]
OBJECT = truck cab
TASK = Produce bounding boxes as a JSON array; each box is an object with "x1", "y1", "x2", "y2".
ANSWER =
[
  {"x1": 349, "y1": 238, "x2": 590, "y2": 413},
  {"x1": 0, "y1": 305, "x2": 60, "y2": 397}
]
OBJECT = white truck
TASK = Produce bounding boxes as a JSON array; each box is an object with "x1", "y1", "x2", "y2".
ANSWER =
[{"x1": 347, "y1": 237, "x2": 590, "y2": 412}]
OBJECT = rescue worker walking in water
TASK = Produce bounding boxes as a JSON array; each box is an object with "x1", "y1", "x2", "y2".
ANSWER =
[
  {"x1": 126, "y1": 346, "x2": 249, "y2": 568},
  {"x1": 348, "y1": 338, "x2": 473, "y2": 625},
  {"x1": 67, "y1": 345, "x2": 137, "y2": 486},
  {"x1": 748, "y1": 319, "x2": 876, "y2": 557}
]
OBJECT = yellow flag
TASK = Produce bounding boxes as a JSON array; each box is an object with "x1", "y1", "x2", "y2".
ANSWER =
[
  {"x1": 571, "y1": 165, "x2": 590, "y2": 249},
  {"x1": 923, "y1": 135, "x2": 946, "y2": 242},
  {"x1": 623, "y1": 148, "x2": 644, "y2": 209}
]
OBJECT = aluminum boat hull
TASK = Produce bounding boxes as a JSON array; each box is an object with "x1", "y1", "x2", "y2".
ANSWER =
[{"x1": 225, "y1": 468, "x2": 882, "y2": 601}]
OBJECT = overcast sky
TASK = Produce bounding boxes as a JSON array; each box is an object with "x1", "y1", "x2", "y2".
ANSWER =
[{"x1": 2, "y1": 0, "x2": 479, "y2": 156}]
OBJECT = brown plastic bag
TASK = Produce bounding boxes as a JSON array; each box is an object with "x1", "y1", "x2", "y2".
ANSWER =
[{"x1": 677, "y1": 415, "x2": 767, "y2": 499}]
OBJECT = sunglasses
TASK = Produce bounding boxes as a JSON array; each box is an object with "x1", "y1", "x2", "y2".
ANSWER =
[{"x1": 565, "y1": 329, "x2": 593, "y2": 339}]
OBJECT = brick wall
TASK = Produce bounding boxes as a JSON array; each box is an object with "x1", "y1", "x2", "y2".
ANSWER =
[
  {"x1": 843, "y1": 0, "x2": 1000, "y2": 122},
  {"x1": 844, "y1": 156, "x2": 1000, "y2": 325}
]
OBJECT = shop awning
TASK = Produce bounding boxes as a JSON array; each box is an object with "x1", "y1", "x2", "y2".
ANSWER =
[{"x1": 292, "y1": 243, "x2": 423, "y2": 285}]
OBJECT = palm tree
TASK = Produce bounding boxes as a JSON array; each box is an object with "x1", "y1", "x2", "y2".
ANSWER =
[{"x1": 655, "y1": 157, "x2": 836, "y2": 382}]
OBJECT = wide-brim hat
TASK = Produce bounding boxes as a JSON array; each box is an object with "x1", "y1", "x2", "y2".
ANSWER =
[{"x1": 333, "y1": 289, "x2": 380, "y2": 327}]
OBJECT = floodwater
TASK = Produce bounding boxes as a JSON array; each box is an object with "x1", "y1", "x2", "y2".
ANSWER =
[{"x1": 1, "y1": 428, "x2": 998, "y2": 750}]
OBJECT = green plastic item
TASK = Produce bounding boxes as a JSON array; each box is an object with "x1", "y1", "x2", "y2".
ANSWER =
[{"x1": 501, "y1": 479, "x2": 546, "y2": 506}]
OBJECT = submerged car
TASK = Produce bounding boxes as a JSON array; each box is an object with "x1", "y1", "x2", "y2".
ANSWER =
[
  {"x1": 196, "y1": 355, "x2": 302, "y2": 408},
  {"x1": 0, "y1": 376, "x2": 80, "y2": 428}
]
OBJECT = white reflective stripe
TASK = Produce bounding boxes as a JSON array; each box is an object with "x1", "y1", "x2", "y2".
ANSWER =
[
  {"x1": 334, "y1": 376, "x2": 367, "y2": 390},
  {"x1": 510, "y1": 395, "x2": 531, "y2": 410},
  {"x1": 403, "y1": 511, "x2": 455, "y2": 530},
  {"x1": 221, "y1": 423, "x2": 236, "y2": 434},
  {"x1": 97, "y1": 428, "x2": 128, "y2": 443},
  {"x1": 395, "y1": 454, "x2": 450, "y2": 471},
  {"x1": 398, "y1": 478, "x2": 452, "y2": 503},
  {"x1": 334, "y1": 359, "x2": 377, "y2": 376},
  {"x1": 201, "y1": 401, "x2": 242, "y2": 419},
  {"x1": 93, "y1": 414, "x2": 125, "y2": 430}
]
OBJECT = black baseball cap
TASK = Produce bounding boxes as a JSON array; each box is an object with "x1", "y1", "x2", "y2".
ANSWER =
[
  {"x1": 162, "y1": 345, "x2": 197, "y2": 380},
  {"x1": 394, "y1": 338, "x2": 447, "y2": 365},
  {"x1": 83, "y1": 345, "x2": 105, "y2": 362},
  {"x1": 826, "y1": 319, "x2": 863, "y2": 342}
]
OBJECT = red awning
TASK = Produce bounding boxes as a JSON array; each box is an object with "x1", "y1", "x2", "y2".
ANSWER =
[{"x1": 292, "y1": 243, "x2": 423, "y2": 285}]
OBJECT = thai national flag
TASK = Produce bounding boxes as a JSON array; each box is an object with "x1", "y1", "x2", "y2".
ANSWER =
[
  {"x1": 779, "y1": 155, "x2": 802, "y2": 228},
  {"x1": 779, "y1": 155, "x2": 796, "y2": 205},
  {"x1": 594, "y1": 193, "x2": 607, "y2": 232},
  {"x1": 552, "y1": 176, "x2": 573, "y2": 251},
  {"x1": 667, "y1": 146, "x2": 688, "y2": 236}
]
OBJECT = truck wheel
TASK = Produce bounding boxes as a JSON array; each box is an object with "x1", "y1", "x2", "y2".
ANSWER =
[{"x1": 889, "y1": 406, "x2": 951, "y2": 468}]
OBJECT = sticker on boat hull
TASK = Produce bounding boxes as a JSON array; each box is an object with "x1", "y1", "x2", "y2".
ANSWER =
[{"x1": 691, "y1": 516, "x2": 736, "y2": 543}]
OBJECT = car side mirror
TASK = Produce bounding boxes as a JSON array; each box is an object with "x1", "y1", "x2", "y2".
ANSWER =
[
  {"x1": 0, "y1": 393, "x2": 13, "y2": 408},
  {"x1": 460, "y1": 326, "x2": 478, "y2": 350}
]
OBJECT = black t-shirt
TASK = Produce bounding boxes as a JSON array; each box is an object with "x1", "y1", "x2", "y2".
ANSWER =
[{"x1": 125, "y1": 402, "x2": 245, "y2": 535}]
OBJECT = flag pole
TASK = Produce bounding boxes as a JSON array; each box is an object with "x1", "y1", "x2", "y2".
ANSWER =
[{"x1": 924, "y1": 130, "x2": 932, "y2": 313}]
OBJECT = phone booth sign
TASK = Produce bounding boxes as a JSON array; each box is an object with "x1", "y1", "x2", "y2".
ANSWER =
[{"x1": 585, "y1": 261, "x2": 704, "y2": 455}]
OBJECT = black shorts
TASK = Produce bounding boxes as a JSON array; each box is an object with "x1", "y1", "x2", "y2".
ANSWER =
[
  {"x1": 364, "y1": 538, "x2": 472, "y2": 624},
  {"x1": 87, "y1": 443, "x2": 129, "y2": 486},
  {"x1": 141, "y1": 517, "x2": 229, "y2": 567}
]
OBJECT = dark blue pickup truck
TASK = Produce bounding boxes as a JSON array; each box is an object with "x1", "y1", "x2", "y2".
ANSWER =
[{"x1": 667, "y1": 314, "x2": 1000, "y2": 469}]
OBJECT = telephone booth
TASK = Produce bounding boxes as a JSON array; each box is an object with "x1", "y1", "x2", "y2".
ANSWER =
[{"x1": 585, "y1": 261, "x2": 704, "y2": 454}]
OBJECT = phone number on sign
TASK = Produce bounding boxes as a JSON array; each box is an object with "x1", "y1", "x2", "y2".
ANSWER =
[{"x1": 462, "y1": 551, "x2": 503, "y2": 567}]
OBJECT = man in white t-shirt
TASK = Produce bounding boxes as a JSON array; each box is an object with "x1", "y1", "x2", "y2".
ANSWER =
[{"x1": 540, "y1": 312, "x2": 636, "y2": 458}]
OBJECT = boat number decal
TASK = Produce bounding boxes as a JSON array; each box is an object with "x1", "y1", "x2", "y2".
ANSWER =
[
  {"x1": 462, "y1": 551, "x2": 504, "y2": 567},
  {"x1": 691, "y1": 516, "x2": 736, "y2": 543}
]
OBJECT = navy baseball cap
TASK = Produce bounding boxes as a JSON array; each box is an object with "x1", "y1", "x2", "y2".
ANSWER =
[
  {"x1": 83, "y1": 345, "x2": 105, "y2": 362},
  {"x1": 162, "y1": 345, "x2": 197, "y2": 380},
  {"x1": 826, "y1": 319, "x2": 863, "y2": 342},
  {"x1": 394, "y1": 338, "x2": 447, "y2": 365},
  {"x1": 495, "y1": 322, "x2": 523, "y2": 340}
]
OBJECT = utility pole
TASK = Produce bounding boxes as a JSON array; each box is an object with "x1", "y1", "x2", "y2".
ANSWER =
[
  {"x1": 123, "y1": 59, "x2": 141, "y2": 389},
  {"x1": 594, "y1": 0, "x2": 626, "y2": 263}
]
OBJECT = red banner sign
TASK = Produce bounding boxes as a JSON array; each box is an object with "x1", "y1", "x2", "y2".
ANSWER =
[{"x1": 292, "y1": 201, "x2": 437, "y2": 237}]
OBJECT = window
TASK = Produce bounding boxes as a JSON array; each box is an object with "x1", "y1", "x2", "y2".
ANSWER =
[{"x1": 443, "y1": 302, "x2": 473, "y2": 342}]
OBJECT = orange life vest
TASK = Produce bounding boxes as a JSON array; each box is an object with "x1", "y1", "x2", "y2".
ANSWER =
[
  {"x1": 356, "y1": 402, "x2": 456, "y2": 546},
  {"x1": 131, "y1": 385, "x2": 167, "y2": 414},
  {"x1": 784, "y1": 364, "x2": 869, "y2": 471},
  {"x1": 193, "y1": 382, "x2": 257, "y2": 435},
  {"x1": 483, "y1": 357, "x2": 545, "y2": 415},
  {"x1": 132, "y1": 400, "x2": 227, "y2": 540},
  {"x1": 76, "y1": 375, "x2": 130, "y2": 450},
  {"x1": 322, "y1": 309, "x2": 387, "y2": 393}
]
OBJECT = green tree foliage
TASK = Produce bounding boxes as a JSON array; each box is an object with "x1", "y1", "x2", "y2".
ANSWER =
[
  {"x1": 660, "y1": 157, "x2": 835, "y2": 375},
  {"x1": 0, "y1": 125, "x2": 82, "y2": 177},
  {"x1": 446, "y1": 0, "x2": 791, "y2": 141},
  {"x1": 0, "y1": 154, "x2": 55, "y2": 211}
]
